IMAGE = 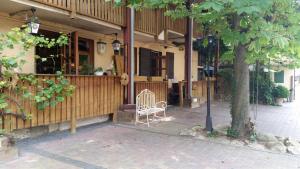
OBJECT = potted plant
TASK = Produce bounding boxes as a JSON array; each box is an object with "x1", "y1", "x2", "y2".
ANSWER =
[
  {"x1": 94, "y1": 67, "x2": 104, "y2": 76},
  {"x1": 272, "y1": 85, "x2": 289, "y2": 105}
]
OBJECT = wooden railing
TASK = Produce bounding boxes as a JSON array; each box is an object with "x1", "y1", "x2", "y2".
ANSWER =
[
  {"x1": 31, "y1": 0, "x2": 72, "y2": 10},
  {"x1": 134, "y1": 81, "x2": 168, "y2": 103},
  {"x1": 1, "y1": 75, "x2": 123, "y2": 132},
  {"x1": 164, "y1": 16, "x2": 187, "y2": 35},
  {"x1": 30, "y1": 0, "x2": 187, "y2": 35},
  {"x1": 76, "y1": 0, "x2": 126, "y2": 26},
  {"x1": 135, "y1": 9, "x2": 160, "y2": 35}
]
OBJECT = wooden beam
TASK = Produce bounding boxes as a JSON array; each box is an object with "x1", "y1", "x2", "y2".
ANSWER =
[
  {"x1": 184, "y1": 16, "x2": 193, "y2": 99},
  {"x1": 74, "y1": 31, "x2": 79, "y2": 75},
  {"x1": 123, "y1": 7, "x2": 134, "y2": 104}
]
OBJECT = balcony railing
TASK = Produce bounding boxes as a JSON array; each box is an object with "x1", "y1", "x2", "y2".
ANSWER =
[
  {"x1": 32, "y1": 0, "x2": 72, "y2": 10},
  {"x1": 30, "y1": 0, "x2": 187, "y2": 35},
  {"x1": 135, "y1": 9, "x2": 160, "y2": 35},
  {"x1": 76, "y1": 0, "x2": 126, "y2": 26}
]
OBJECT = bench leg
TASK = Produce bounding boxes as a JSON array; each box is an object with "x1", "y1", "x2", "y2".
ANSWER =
[
  {"x1": 152, "y1": 113, "x2": 156, "y2": 121},
  {"x1": 163, "y1": 110, "x2": 166, "y2": 118}
]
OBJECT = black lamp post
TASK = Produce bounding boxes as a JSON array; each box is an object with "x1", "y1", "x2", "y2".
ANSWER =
[{"x1": 205, "y1": 37, "x2": 214, "y2": 133}]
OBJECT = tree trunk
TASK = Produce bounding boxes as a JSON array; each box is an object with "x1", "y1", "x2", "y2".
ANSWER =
[{"x1": 231, "y1": 44, "x2": 251, "y2": 137}]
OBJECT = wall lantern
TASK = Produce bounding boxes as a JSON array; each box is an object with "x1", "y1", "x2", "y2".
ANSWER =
[
  {"x1": 27, "y1": 8, "x2": 40, "y2": 34},
  {"x1": 97, "y1": 40, "x2": 107, "y2": 54},
  {"x1": 112, "y1": 33, "x2": 121, "y2": 53}
]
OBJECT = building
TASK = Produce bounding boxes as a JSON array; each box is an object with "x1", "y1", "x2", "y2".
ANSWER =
[
  {"x1": 271, "y1": 68, "x2": 300, "y2": 100},
  {"x1": 0, "y1": 0, "x2": 216, "y2": 132}
]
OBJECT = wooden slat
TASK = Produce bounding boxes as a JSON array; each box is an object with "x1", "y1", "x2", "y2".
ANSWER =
[
  {"x1": 31, "y1": 0, "x2": 72, "y2": 10},
  {"x1": 134, "y1": 81, "x2": 168, "y2": 103},
  {"x1": 2, "y1": 75, "x2": 123, "y2": 132}
]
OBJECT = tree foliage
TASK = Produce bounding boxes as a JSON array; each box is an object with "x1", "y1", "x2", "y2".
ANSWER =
[{"x1": 125, "y1": 0, "x2": 300, "y2": 67}]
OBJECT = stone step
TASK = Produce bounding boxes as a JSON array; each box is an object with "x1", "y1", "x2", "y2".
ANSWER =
[{"x1": 117, "y1": 110, "x2": 136, "y2": 122}]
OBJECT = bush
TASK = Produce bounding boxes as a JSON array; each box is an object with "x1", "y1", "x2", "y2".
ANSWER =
[
  {"x1": 272, "y1": 85, "x2": 289, "y2": 98},
  {"x1": 250, "y1": 71, "x2": 275, "y2": 105},
  {"x1": 226, "y1": 128, "x2": 239, "y2": 138}
]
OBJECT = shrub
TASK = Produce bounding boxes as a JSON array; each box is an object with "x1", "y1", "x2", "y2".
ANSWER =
[
  {"x1": 272, "y1": 85, "x2": 289, "y2": 98},
  {"x1": 250, "y1": 71, "x2": 275, "y2": 105},
  {"x1": 226, "y1": 128, "x2": 239, "y2": 138}
]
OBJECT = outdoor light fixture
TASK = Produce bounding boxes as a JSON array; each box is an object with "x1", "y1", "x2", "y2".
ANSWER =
[
  {"x1": 9, "y1": 8, "x2": 40, "y2": 34},
  {"x1": 27, "y1": 8, "x2": 40, "y2": 34},
  {"x1": 97, "y1": 40, "x2": 107, "y2": 54},
  {"x1": 112, "y1": 33, "x2": 121, "y2": 53}
]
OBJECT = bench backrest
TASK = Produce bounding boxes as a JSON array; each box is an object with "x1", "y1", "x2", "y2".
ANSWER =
[{"x1": 136, "y1": 89, "x2": 156, "y2": 111}]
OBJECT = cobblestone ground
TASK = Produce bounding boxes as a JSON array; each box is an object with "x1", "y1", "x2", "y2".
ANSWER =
[
  {"x1": 1, "y1": 89, "x2": 299, "y2": 169},
  {"x1": 1, "y1": 124, "x2": 300, "y2": 169},
  {"x1": 130, "y1": 95, "x2": 300, "y2": 140}
]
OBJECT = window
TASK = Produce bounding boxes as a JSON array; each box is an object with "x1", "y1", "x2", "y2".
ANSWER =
[
  {"x1": 274, "y1": 71, "x2": 284, "y2": 83},
  {"x1": 166, "y1": 52, "x2": 174, "y2": 79},
  {"x1": 139, "y1": 48, "x2": 162, "y2": 76},
  {"x1": 35, "y1": 30, "x2": 63, "y2": 74}
]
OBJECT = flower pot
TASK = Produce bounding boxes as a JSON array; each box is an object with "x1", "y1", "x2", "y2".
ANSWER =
[
  {"x1": 94, "y1": 71, "x2": 103, "y2": 76},
  {"x1": 275, "y1": 98, "x2": 284, "y2": 106}
]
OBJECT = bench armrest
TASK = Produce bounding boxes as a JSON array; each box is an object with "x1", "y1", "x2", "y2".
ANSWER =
[{"x1": 155, "y1": 101, "x2": 167, "y2": 109}]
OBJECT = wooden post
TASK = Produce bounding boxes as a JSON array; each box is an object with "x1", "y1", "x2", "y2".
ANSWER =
[
  {"x1": 70, "y1": 0, "x2": 76, "y2": 19},
  {"x1": 123, "y1": 7, "x2": 134, "y2": 104},
  {"x1": 179, "y1": 81, "x2": 184, "y2": 107},
  {"x1": 70, "y1": 77, "x2": 76, "y2": 133},
  {"x1": 74, "y1": 31, "x2": 79, "y2": 75},
  {"x1": 184, "y1": 16, "x2": 193, "y2": 100}
]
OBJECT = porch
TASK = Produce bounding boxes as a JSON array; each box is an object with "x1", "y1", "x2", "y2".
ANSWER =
[
  {"x1": 0, "y1": 0, "x2": 215, "y2": 133},
  {"x1": 1, "y1": 74, "x2": 215, "y2": 132}
]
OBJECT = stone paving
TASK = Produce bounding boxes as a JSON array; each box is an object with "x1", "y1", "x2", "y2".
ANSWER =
[
  {"x1": 1, "y1": 123, "x2": 300, "y2": 169},
  {"x1": 128, "y1": 96, "x2": 300, "y2": 140},
  {"x1": 0, "y1": 89, "x2": 299, "y2": 169}
]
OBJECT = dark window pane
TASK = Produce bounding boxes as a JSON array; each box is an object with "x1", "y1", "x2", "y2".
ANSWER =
[{"x1": 274, "y1": 71, "x2": 284, "y2": 83}]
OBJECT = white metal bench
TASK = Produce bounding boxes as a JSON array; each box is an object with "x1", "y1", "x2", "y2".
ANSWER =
[{"x1": 135, "y1": 89, "x2": 167, "y2": 127}]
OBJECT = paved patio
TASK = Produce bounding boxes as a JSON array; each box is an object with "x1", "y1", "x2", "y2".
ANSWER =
[
  {"x1": 126, "y1": 97, "x2": 300, "y2": 141},
  {"x1": 1, "y1": 90, "x2": 300, "y2": 169},
  {"x1": 1, "y1": 123, "x2": 299, "y2": 169}
]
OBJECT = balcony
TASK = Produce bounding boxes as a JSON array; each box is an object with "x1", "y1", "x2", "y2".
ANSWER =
[{"x1": 30, "y1": 0, "x2": 187, "y2": 36}]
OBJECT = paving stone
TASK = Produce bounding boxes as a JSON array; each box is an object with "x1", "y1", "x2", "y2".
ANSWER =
[
  {"x1": 1, "y1": 125, "x2": 299, "y2": 169},
  {"x1": 265, "y1": 141, "x2": 286, "y2": 153}
]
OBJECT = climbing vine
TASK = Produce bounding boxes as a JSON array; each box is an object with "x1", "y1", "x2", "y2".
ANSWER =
[{"x1": 0, "y1": 26, "x2": 75, "y2": 131}]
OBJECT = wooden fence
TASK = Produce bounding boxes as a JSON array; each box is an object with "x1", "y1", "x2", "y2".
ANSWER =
[
  {"x1": 179, "y1": 80, "x2": 215, "y2": 106},
  {"x1": 134, "y1": 81, "x2": 168, "y2": 103},
  {"x1": 1, "y1": 75, "x2": 123, "y2": 132}
]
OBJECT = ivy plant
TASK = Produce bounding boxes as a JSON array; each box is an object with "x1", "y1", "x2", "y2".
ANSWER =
[{"x1": 0, "y1": 26, "x2": 75, "y2": 132}]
